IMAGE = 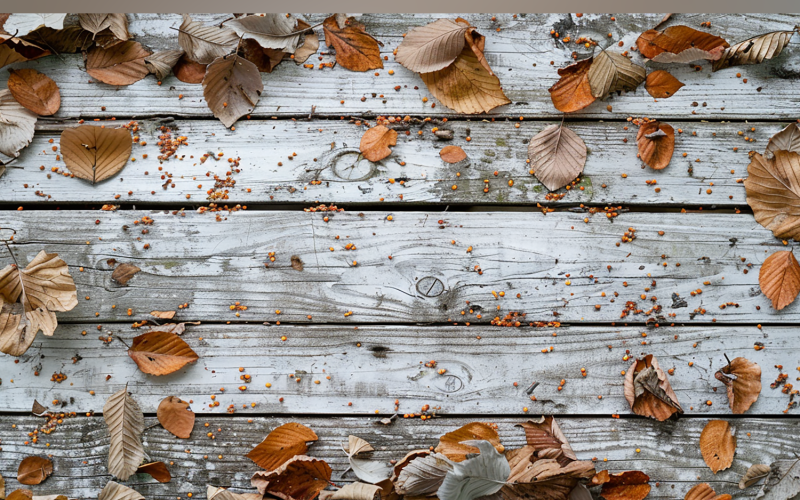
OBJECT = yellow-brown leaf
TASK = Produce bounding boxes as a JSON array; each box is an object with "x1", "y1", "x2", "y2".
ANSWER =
[
  {"x1": 645, "y1": 70, "x2": 684, "y2": 99},
  {"x1": 699, "y1": 420, "x2": 736, "y2": 474},
  {"x1": 247, "y1": 422, "x2": 319, "y2": 471},
  {"x1": 128, "y1": 330, "x2": 199, "y2": 376}
]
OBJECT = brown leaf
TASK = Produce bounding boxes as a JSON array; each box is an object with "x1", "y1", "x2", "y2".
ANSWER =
[
  {"x1": 464, "y1": 29, "x2": 492, "y2": 76},
  {"x1": 173, "y1": 54, "x2": 207, "y2": 84},
  {"x1": 347, "y1": 435, "x2": 375, "y2": 456},
  {"x1": 322, "y1": 16, "x2": 382, "y2": 72},
  {"x1": 202, "y1": 54, "x2": 263, "y2": 128},
  {"x1": 291, "y1": 255, "x2": 304, "y2": 271},
  {"x1": 587, "y1": 50, "x2": 645, "y2": 99},
  {"x1": 98, "y1": 481, "x2": 144, "y2": 500},
  {"x1": 79, "y1": 14, "x2": 129, "y2": 42},
  {"x1": 6, "y1": 69, "x2": 60, "y2": 116},
  {"x1": 636, "y1": 26, "x2": 728, "y2": 62},
  {"x1": 31, "y1": 399, "x2": 48, "y2": 416},
  {"x1": 766, "y1": 123, "x2": 800, "y2": 158},
  {"x1": 111, "y1": 263, "x2": 141, "y2": 286},
  {"x1": 1, "y1": 35, "x2": 50, "y2": 69},
  {"x1": 440, "y1": 145, "x2": 467, "y2": 163},
  {"x1": 516, "y1": 416, "x2": 577, "y2": 466},
  {"x1": 0, "y1": 474, "x2": 4, "y2": 500},
  {"x1": 636, "y1": 121, "x2": 675, "y2": 170},
  {"x1": 225, "y1": 14, "x2": 303, "y2": 54},
  {"x1": 251, "y1": 456, "x2": 332, "y2": 500},
  {"x1": 591, "y1": 470, "x2": 650, "y2": 500},
  {"x1": 150, "y1": 310, "x2": 176, "y2": 319},
  {"x1": 137, "y1": 462, "x2": 171, "y2": 483},
  {"x1": 395, "y1": 18, "x2": 469, "y2": 73},
  {"x1": 23, "y1": 26, "x2": 117, "y2": 53},
  {"x1": 157, "y1": 396, "x2": 195, "y2": 439},
  {"x1": 0, "y1": 88, "x2": 37, "y2": 158},
  {"x1": 247, "y1": 422, "x2": 319, "y2": 471},
  {"x1": 144, "y1": 50, "x2": 184, "y2": 81},
  {"x1": 715, "y1": 357, "x2": 762, "y2": 414},
  {"x1": 393, "y1": 452, "x2": 451, "y2": 496},
  {"x1": 17, "y1": 457, "x2": 52, "y2": 485},
  {"x1": 503, "y1": 453, "x2": 595, "y2": 500},
  {"x1": 128, "y1": 330, "x2": 199, "y2": 375},
  {"x1": 360, "y1": 125, "x2": 397, "y2": 162},
  {"x1": 645, "y1": 70, "x2": 684, "y2": 99},
  {"x1": 548, "y1": 58, "x2": 596, "y2": 113},
  {"x1": 239, "y1": 39, "x2": 286, "y2": 73},
  {"x1": 435, "y1": 422, "x2": 503, "y2": 462},
  {"x1": 293, "y1": 20, "x2": 319, "y2": 64},
  {"x1": 179, "y1": 14, "x2": 238, "y2": 64},
  {"x1": 684, "y1": 483, "x2": 731, "y2": 500},
  {"x1": 328, "y1": 483, "x2": 381, "y2": 500},
  {"x1": 739, "y1": 464, "x2": 770, "y2": 489},
  {"x1": 713, "y1": 31, "x2": 795, "y2": 71},
  {"x1": 60, "y1": 125, "x2": 132, "y2": 183},
  {"x1": 85, "y1": 41, "x2": 150, "y2": 86},
  {"x1": 528, "y1": 124, "x2": 587, "y2": 192},
  {"x1": 623, "y1": 354, "x2": 683, "y2": 421},
  {"x1": 744, "y1": 151, "x2": 800, "y2": 241},
  {"x1": 207, "y1": 485, "x2": 261, "y2": 500},
  {"x1": 699, "y1": 420, "x2": 736, "y2": 473},
  {"x1": 103, "y1": 388, "x2": 145, "y2": 481},
  {"x1": 6, "y1": 491, "x2": 32, "y2": 500},
  {"x1": 760, "y1": 250, "x2": 800, "y2": 310}
]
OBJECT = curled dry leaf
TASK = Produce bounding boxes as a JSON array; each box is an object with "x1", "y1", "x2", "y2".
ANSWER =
[
  {"x1": 645, "y1": 70, "x2": 684, "y2": 99},
  {"x1": 3, "y1": 14, "x2": 65, "y2": 37},
  {"x1": 360, "y1": 125, "x2": 397, "y2": 162},
  {"x1": 178, "y1": 14, "x2": 238, "y2": 64},
  {"x1": 684, "y1": 483, "x2": 731, "y2": 500},
  {"x1": 636, "y1": 26, "x2": 728, "y2": 63},
  {"x1": 251, "y1": 456, "x2": 332, "y2": 500},
  {"x1": 226, "y1": 14, "x2": 303, "y2": 54},
  {"x1": 1, "y1": 35, "x2": 51, "y2": 70},
  {"x1": 103, "y1": 387, "x2": 145, "y2": 481},
  {"x1": 623, "y1": 354, "x2": 683, "y2": 421},
  {"x1": 85, "y1": 41, "x2": 151, "y2": 86},
  {"x1": 699, "y1": 420, "x2": 736, "y2": 474},
  {"x1": 636, "y1": 121, "x2": 675, "y2": 170},
  {"x1": 527, "y1": 124, "x2": 587, "y2": 192},
  {"x1": 516, "y1": 416, "x2": 577, "y2": 466},
  {"x1": 239, "y1": 39, "x2": 286, "y2": 73},
  {"x1": 744, "y1": 151, "x2": 800, "y2": 241},
  {"x1": 291, "y1": 255, "x2": 304, "y2": 271},
  {"x1": 128, "y1": 330, "x2": 199, "y2": 376},
  {"x1": 137, "y1": 462, "x2": 171, "y2": 483},
  {"x1": 395, "y1": 18, "x2": 469, "y2": 73},
  {"x1": 144, "y1": 50, "x2": 184, "y2": 81},
  {"x1": 440, "y1": 145, "x2": 467, "y2": 163},
  {"x1": 60, "y1": 125, "x2": 132, "y2": 183},
  {"x1": 0, "y1": 89, "x2": 37, "y2": 158},
  {"x1": 587, "y1": 50, "x2": 645, "y2": 99},
  {"x1": 591, "y1": 470, "x2": 651, "y2": 500},
  {"x1": 548, "y1": 57, "x2": 595, "y2": 113},
  {"x1": 78, "y1": 14, "x2": 129, "y2": 42},
  {"x1": 436, "y1": 422, "x2": 503, "y2": 462},
  {"x1": 328, "y1": 483, "x2": 381, "y2": 500},
  {"x1": 760, "y1": 250, "x2": 800, "y2": 310},
  {"x1": 111, "y1": 263, "x2": 141, "y2": 286},
  {"x1": 394, "y1": 451, "x2": 452, "y2": 496},
  {"x1": 712, "y1": 31, "x2": 795, "y2": 72},
  {"x1": 157, "y1": 395, "x2": 195, "y2": 439},
  {"x1": 757, "y1": 459, "x2": 800, "y2": 500},
  {"x1": 766, "y1": 123, "x2": 800, "y2": 158},
  {"x1": 173, "y1": 54, "x2": 207, "y2": 84},
  {"x1": 740, "y1": 464, "x2": 770, "y2": 489},
  {"x1": 503, "y1": 449, "x2": 595, "y2": 500},
  {"x1": 98, "y1": 481, "x2": 144, "y2": 500},
  {"x1": 322, "y1": 16, "x2": 382, "y2": 72},
  {"x1": 17, "y1": 457, "x2": 52, "y2": 486},
  {"x1": 438, "y1": 440, "x2": 509, "y2": 500},
  {"x1": 247, "y1": 422, "x2": 319, "y2": 471},
  {"x1": 347, "y1": 435, "x2": 375, "y2": 456},
  {"x1": 202, "y1": 54, "x2": 263, "y2": 128},
  {"x1": 346, "y1": 436, "x2": 392, "y2": 484},
  {"x1": 293, "y1": 20, "x2": 319, "y2": 64},
  {"x1": 715, "y1": 357, "x2": 761, "y2": 414},
  {"x1": 7, "y1": 69, "x2": 60, "y2": 116}
]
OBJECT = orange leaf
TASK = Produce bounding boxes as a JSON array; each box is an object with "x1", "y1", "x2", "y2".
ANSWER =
[
  {"x1": 636, "y1": 26, "x2": 728, "y2": 62},
  {"x1": 684, "y1": 483, "x2": 731, "y2": 500},
  {"x1": 322, "y1": 16, "x2": 382, "y2": 72},
  {"x1": 439, "y1": 145, "x2": 467, "y2": 163},
  {"x1": 623, "y1": 354, "x2": 683, "y2": 421},
  {"x1": 645, "y1": 70, "x2": 684, "y2": 99},
  {"x1": 715, "y1": 357, "x2": 761, "y2": 414},
  {"x1": 548, "y1": 58, "x2": 595, "y2": 113},
  {"x1": 17, "y1": 456, "x2": 53, "y2": 485},
  {"x1": 636, "y1": 121, "x2": 674, "y2": 170},
  {"x1": 592, "y1": 470, "x2": 651, "y2": 500},
  {"x1": 173, "y1": 54, "x2": 207, "y2": 84},
  {"x1": 699, "y1": 420, "x2": 736, "y2": 473},
  {"x1": 85, "y1": 40, "x2": 150, "y2": 86},
  {"x1": 360, "y1": 125, "x2": 397, "y2": 162},
  {"x1": 435, "y1": 422, "x2": 503, "y2": 462},
  {"x1": 151, "y1": 310, "x2": 176, "y2": 319},
  {"x1": 6, "y1": 68, "x2": 60, "y2": 116},
  {"x1": 137, "y1": 461, "x2": 171, "y2": 483},
  {"x1": 157, "y1": 396, "x2": 195, "y2": 439},
  {"x1": 246, "y1": 422, "x2": 319, "y2": 471},
  {"x1": 251, "y1": 456, "x2": 331, "y2": 500},
  {"x1": 759, "y1": 250, "x2": 800, "y2": 310},
  {"x1": 744, "y1": 151, "x2": 800, "y2": 241},
  {"x1": 127, "y1": 330, "x2": 199, "y2": 376}
]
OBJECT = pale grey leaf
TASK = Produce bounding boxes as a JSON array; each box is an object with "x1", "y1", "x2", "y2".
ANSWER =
[
  {"x1": 4, "y1": 13, "x2": 65, "y2": 36},
  {"x1": 225, "y1": 14, "x2": 303, "y2": 53},
  {"x1": 395, "y1": 453, "x2": 454, "y2": 496},
  {"x1": 395, "y1": 18, "x2": 469, "y2": 73},
  {"x1": 0, "y1": 90, "x2": 37, "y2": 158},
  {"x1": 766, "y1": 123, "x2": 800, "y2": 159},
  {"x1": 178, "y1": 14, "x2": 239, "y2": 64},
  {"x1": 757, "y1": 459, "x2": 800, "y2": 500},
  {"x1": 437, "y1": 440, "x2": 510, "y2": 500}
]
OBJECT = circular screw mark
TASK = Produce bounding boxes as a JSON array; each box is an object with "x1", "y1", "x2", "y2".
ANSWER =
[{"x1": 416, "y1": 276, "x2": 445, "y2": 297}]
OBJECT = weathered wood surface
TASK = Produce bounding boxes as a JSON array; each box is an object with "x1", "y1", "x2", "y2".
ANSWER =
[
  {"x1": 0, "y1": 210, "x2": 790, "y2": 324},
  {"x1": 2, "y1": 13, "x2": 799, "y2": 120},
  {"x1": 0, "y1": 323, "x2": 794, "y2": 415},
  {"x1": 0, "y1": 416, "x2": 797, "y2": 500},
  {"x1": 0, "y1": 119, "x2": 770, "y2": 207}
]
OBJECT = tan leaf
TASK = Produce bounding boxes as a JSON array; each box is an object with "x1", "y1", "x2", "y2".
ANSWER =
[
  {"x1": 226, "y1": 14, "x2": 303, "y2": 53},
  {"x1": 322, "y1": 16, "x2": 382, "y2": 72},
  {"x1": 440, "y1": 145, "x2": 467, "y2": 163},
  {"x1": 394, "y1": 452, "x2": 452, "y2": 496},
  {"x1": 636, "y1": 121, "x2": 674, "y2": 170},
  {"x1": 17, "y1": 457, "x2": 52, "y2": 485},
  {"x1": 465, "y1": 29, "x2": 492, "y2": 76},
  {"x1": 527, "y1": 124, "x2": 587, "y2": 192},
  {"x1": 178, "y1": 14, "x2": 238, "y2": 64},
  {"x1": 157, "y1": 395, "x2": 195, "y2": 439},
  {"x1": 144, "y1": 50, "x2": 184, "y2": 81},
  {"x1": 251, "y1": 456, "x2": 332, "y2": 500},
  {"x1": 85, "y1": 41, "x2": 150, "y2": 86},
  {"x1": 684, "y1": 483, "x2": 731, "y2": 500},
  {"x1": 3, "y1": 14, "x2": 65, "y2": 37},
  {"x1": 347, "y1": 435, "x2": 375, "y2": 456},
  {"x1": 207, "y1": 485, "x2": 261, "y2": 500},
  {"x1": 395, "y1": 18, "x2": 469, "y2": 73},
  {"x1": 713, "y1": 31, "x2": 795, "y2": 71},
  {"x1": 421, "y1": 45, "x2": 510, "y2": 114},
  {"x1": 293, "y1": 20, "x2": 319, "y2": 64},
  {"x1": 360, "y1": 125, "x2": 397, "y2": 162},
  {"x1": 6, "y1": 69, "x2": 60, "y2": 116},
  {"x1": 636, "y1": 26, "x2": 728, "y2": 62},
  {"x1": 715, "y1": 357, "x2": 761, "y2": 414},
  {"x1": 60, "y1": 125, "x2": 132, "y2": 183},
  {"x1": 739, "y1": 464, "x2": 770, "y2": 489},
  {"x1": 645, "y1": 70, "x2": 684, "y2": 99},
  {"x1": 0, "y1": 89, "x2": 37, "y2": 158},
  {"x1": 202, "y1": 54, "x2": 263, "y2": 128},
  {"x1": 98, "y1": 481, "x2": 144, "y2": 500},
  {"x1": 137, "y1": 462, "x2": 171, "y2": 483},
  {"x1": 111, "y1": 263, "x2": 141, "y2": 286},
  {"x1": 6, "y1": 490, "x2": 32, "y2": 500},
  {"x1": 744, "y1": 151, "x2": 800, "y2": 241},
  {"x1": 128, "y1": 330, "x2": 199, "y2": 376},
  {"x1": 435, "y1": 422, "x2": 503, "y2": 462},
  {"x1": 330, "y1": 483, "x2": 382, "y2": 500},
  {"x1": 78, "y1": 14, "x2": 129, "y2": 42},
  {"x1": 150, "y1": 310, "x2": 176, "y2": 319},
  {"x1": 0, "y1": 470, "x2": 5, "y2": 500},
  {"x1": 516, "y1": 416, "x2": 577, "y2": 466},
  {"x1": 173, "y1": 54, "x2": 207, "y2": 84},
  {"x1": 623, "y1": 354, "x2": 683, "y2": 421},
  {"x1": 699, "y1": 420, "x2": 735, "y2": 473},
  {"x1": 587, "y1": 50, "x2": 645, "y2": 99},
  {"x1": 548, "y1": 58, "x2": 596, "y2": 113},
  {"x1": 31, "y1": 399, "x2": 48, "y2": 416},
  {"x1": 247, "y1": 422, "x2": 319, "y2": 471},
  {"x1": 391, "y1": 449, "x2": 430, "y2": 482},
  {"x1": 104, "y1": 387, "x2": 145, "y2": 480},
  {"x1": 290, "y1": 255, "x2": 304, "y2": 271},
  {"x1": 240, "y1": 40, "x2": 286, "y2": 73},
  {"x1": 759, "y1": 251, "x2": 800, "y2": 310},
  {"x1": 503, "y1": 454, "x2": 595, "y2": 500},
  {"x1": 590, "y1": 470, "x2": 650, "y2": 500},
  {"x1": 766, "y1": 123, "x2": 800, "y2": 158},
  {"x1": 1, "y1": 35, "x2": 50, "y2": 69}
]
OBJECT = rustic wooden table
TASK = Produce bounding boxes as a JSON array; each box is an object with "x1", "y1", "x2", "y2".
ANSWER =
[{"x1": 1, "y1": 12, "x2": 799, "y2": 500}]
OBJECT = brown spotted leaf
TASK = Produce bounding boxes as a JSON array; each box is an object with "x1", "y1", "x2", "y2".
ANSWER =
[
  {"x1": 137, "y1": 462, "x2": 171, "y2": 483},
  {"x1": 395, "y1": 18, "x2": 469, "y2": 73},
  {"x1": 587, "y1": 50, "x2": 645, "y2": 99},
  {"x1": 636, "y1": 121, "x2": 674, "y2": 170},
  {"x1": 548, "y1": 58, "x2": 595, "y2": 113},
  {"x1": 247, "y1": 422, "x2": 319, "y2": 471},
  {"x1": 17, "y1": 457, "x2": 52, "y2": 486},
  {"x1": 715, "y1": 357, "x2": 761, "y2": 414},
  {"x1": 435, "y1": 422, "x2": 503, "y2": 462},
  {"x1": 713, "y1": 31, "x2": 795, "y2": 71},
  {"x1": 157, "y1": 396, "x2": 194, "y2": 439},
  {"x1": 103, "y1": 388, "x2": 145, "y2": 481},
  {"x1": 745, "y1": 151, "x2": 800, "y2": 241},
  {"x1": 178, "y1": 14, "x2": 238, "y2": 64},
  {"x1": 527, "y1": 124, "x2": 587, "y2": 192},
  {"x1": 360, "y1": 125, "x2": 397, "y2": 162},
  {"x1": 624, "y1": 354, "x2": 683, "y2": 421},
  {"x1": 85, "y1": 41, "x2": 150, "y2": 86},
  {"x1": 590, "y1": 470, "x2": 650, "y2": 500},
  {"x1": 322, "y1": 16, "x2": 382, "y2": 72},
  {"x1": 759, "y1": 251, "x2": 800, "y2": 310},
  {"x1": 128, "y1": 330, "x2": 199, "y2": 375},
  {"x1": 699, "y1": 420, "x2": 736, "y2": 474},
  {"x1": 440, "y1": 145, "x2": 467, "y2": 163},
  {"x1": 6, "y1": 69, "x2": 60, "y2": 116},
  {"x1": 739, "y1": 464, "x2": 770, "y2": 489},
  {"x1": 636, "y1": 26, "x2": 729, "y2": 63},
  {"x1": 60, "y1": 125, "x2": 132, "y2": 183},
  {"x1": 202, "y1": 54, "x2": 263, "y2": 128},
  {"x1": 645, "y1": 70, "x2": 684, "y2": 99},
  {"x1": 111, "y1": 263, "x2": 141, "y2": 286},
  {"x1": 144, "y1": 50, "x2": 184, "y2": 81},
  {"x1": 251, "y1": 456, "x2": 332, "y2": 500},
  {"x1": 684, "y1": 483, "x2": 731, "y2": 500}
]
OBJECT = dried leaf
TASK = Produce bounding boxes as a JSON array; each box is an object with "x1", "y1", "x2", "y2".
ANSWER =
[
  {"x1": 239, "y1": 39, "x2": 286, "y2": 73},
  {"x1": 744, "y1": 151, "x2": 800, "y2": 241},
  {"x1": 247, "y1": 422, "x2": 319, "y2": 471},
  {"x1": 178, "y1": 14, "x2": 238, "y2": 64},
  {"x1": 0, "y1": 89, "x2": 37, "y2": 158},
  {"x1": 438, "y1": 440, "x2": 509, "y2": 500},
  {"x1": 150, "y1": 310, "x2": 176, "y2": 319},
  {"x1": 395, "y1": 18, "x2": 469, "y2": 73},
  {"x1": 440, "y1": 145, "x2": 467, "y2": 163},
  {"x1": 587, "y1": 50, "x2": 645, "y2": 99},
  {"x1": 347, "y1": 435, "x2": 375, "y2": 456},
  {"x1": 4, "y1": 14, "x2": 65, "y2": 37},
  {"x1": 548, "y1": 58, "x2": 596, "y2": 113},
  {"x1": 145, "y1": 50, "x2": 184, "y2": 81},
  {"x1": 464, "y1": 29, "x2": 492, "y2": 76},
  {"x1": 98, "y1": 481, "x2": 144, "y2": 500},
  {"x1": 699, "y1": 420, "x2": 735, "y2": 474},
  {"x1": 128, "y1": 330, "x2": 199, "y2": 376},
  {"x1": 623, "y1": 354, "x2": 683, "y2": 421},
  {"x1": 157, "y1": 396, "x2": 194, "y2": 439},
  {"x1": 137, "y1": 462, "x2": 171, "y2": 483},
  {"x1": 591, "y1": 470, "x2": 650, "y2": 500},
  {"x1": 360, "y1": 125, "x2": 397, "y2": 162},
  {"x1": 22, "y1": 26, "x2": 100, "y2": 54},
  {"x1": 516, "y1": 416, "x2": 577, "y2": 466},
  {"x1": 17, "y1": 457, "x2": 52, "y2": 486},
  {"x1": 636, "y1": 26, "x2": 728, "y2": 62},
  {"x1": 0, "y1": 475, "x2": 5, "y2": 500},
  {"x1": 503, "y1": 452, "x2": 595, "y2": 500},
  {"x1": 645, "y1": 70, "x2": 684, "y2": 99},
  {"x1": 346, "y1": 436, "x2": 391, "y2": 484},
  {"x1": 150, "y1": 322, "x2": 199, "y2": 335},
  {"x1": 322, "y1": 16, "x2": 382, "y2": 72},
  {"x1": 103, "y1": 387, "x2": 144, "y2": 481},
  {"x1": 31, "y1": 400, "x2": 48, "y2": 416},
  {"x1": 636, "y1": 121, "x2": 674, "y2": 170},
  {"x1": 715, "y1": 357, "x2": 761, "y2": 414},
  {"x1": 226, "y1": 14, "x2": 303, "y2": 54},
  {"x1": 173, "y1": 54, "x2": 207, "y2": 84},
  {"x1": 251, "y1": 456, "x2": 332, "y2": 500},
  {"x1": 79, "y1": 14, "x2": 129, "y2": 42},
  {"x1": 569, "y1": 484, "x2": 592, "y2": 500},
  {"x1": 6, "y1": 69, "x2": 60, "y2": 116},
  {"x1": 394, "y1": 452, "x2": 452, "y2": 496},
  {"x1": 684, "y1": 483, "x2": 731, "y2": 500},
  {"x1": 436, "y1": 422, "x2": 503, "y2": 462},
  {"x1": 330, "y1": 483, "x2": 382, "y2": 500},
  {"x1": 761, "y1": 250, "x2": 800, "y2": 310},
  {"x1": 202, "y1": 54, "x2": 263, "y2": 128},
  {"x1": 527, "y1": 124, "x2": 587, "y2": 192},
  {"x1": 757, "y1": 459, "x2": 800, "y2": 500},
  {"x1": 713, "y1": 31, "x2": 795, "y2": 71},
  {"x1": 0, "y1": 35, "x2": 50, "y2": 69},
  {"x1": 85, "y1": 41, "x2": 150, "y2": 86},
  {"x1": 60, "y1": 125, "x2": 132, "y2": 183},
  {"x1": 293, "y1": 20, "x2": 319, "y2": 64},
  {"x1": 111, "y1": 263, "x2": 141, "y2": 286},
  {"x1": 740, "y1": 464, "x2": 770, "y2": 489},
  {"x1": 766, "y1": 123, "x2": 800, "y2": 158},
  {"x1": 6, "y1": 490, "x2": 32, "y2": 500},
  {"x1": 207, "y1": 485, "x2": 261, "y2": 500}
]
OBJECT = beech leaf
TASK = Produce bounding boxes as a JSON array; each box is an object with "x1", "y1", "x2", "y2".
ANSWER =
[
  {"x1": 394, "y1": 452, "x2": 452, "y2": 496},
  {"x1": 4, "y1": 14, "x2": 65, "y2": 37},
  {"x1": 591, "y1": 470, "x2": 651, "y2": 500},
  {"x1": 757, "y1": 459, "x2": 800, "y2": 500},
  {"x1": 293, "y1": 20, "x2": 319, "y2": 64},
  {"x1": 345, "y1": 435, "x2": 391, "y2": 484},
  {"x1": 178, "y1": 14, "x2": 238, "y2": 64},
  {"x1": 103, "y1": 387, "x2": 145, "y2": 481},
  {"x1": 208, "y1": 485, "x2": 261, "y2": 500},
  {"x1": 21, "y1": 26, "x2": 100, "y2": 54},
  {"x1": 395, "y1": 18, "x2": 469, "y2": 73},
  {"x1": 759, "y1": 251, "x2": 800, "y2": 310},
  {"x1": 527, "y1": 124, "x2": 587, "y2": 192},
  {"x1": 137, "y1": 462, "x2": 171, "y2": 483},
  {"x1": 713, "y1": 31, "x2": 796, "y2": 71},
  {"x1": 548, "y1": 58, "x2": 596, "y2": 113},
  {"x1": 440, "y1": 145, "x2": 468, "y2": 164},
  {"x1": 715, "y1": 356, "x2": 762, "y2": 414},
  {"x1": 684, "y1": 483, "x2": 731, "y2": 500},
  {"x1": 239, "y1": 40, "x2": 286, "y2": 73},
  {"x1": 7, "y1": 69, "x2": 60, "y2": 116},
  {"x1": 111, "y1": 262, "x2": 140, "y2": 286},
  {"x1": 436, "y1": 422, "x2": 504, "y2": 462},
  {"x1": 636, "y1": 121, "x2": 675, "y2": 170},
  {"x1": 202, "y1": 54, "x2": 263, "y2": 128},
  {"x1": 85, "y1": 41, "x2": 150, "y2": 86},
  {"x1": 128, "y1": 330, "x2": 199, "y2": 375},
  {"x1": 437, "y1": 440, "x2": 509, "y2": 500},
  {"x1": 0, "y1": 89, "x2": 37, "y2": 158},
  {"x1": 145, "y1": 50, "x2": 184, "y2": 81},
  {"x1": 251, "y1": 456, "x2": 332, "y2": 500},
  {"x1": 329, "y1": 483, "x2": 381, "y2": 500},
  {"x1": 740, "y1": 464, "x2": 771, "y2": 489},
  {"x1": 17, "y1": 457, "x2": 52, "y2": 486},
  {"x1": 173, "y1": 54, "x2": 207, "y2": 83},
  {"x1": 78, "y1": 14, "x2": 129, "y2": 42},
  {"x1": 766, "y1": 123, "x2": 800, "y2": 158},
  {"x1": 587, "y1": 50, "x2": 645, "y2": 99},
  {"x1": 744, "y1": 151, "x2": 800, "y2": 241},
  {"x1": 157, "y1": 395, "x2": 195, "y2": 439},
  {"x1": 637, "y1": 26, "x2": 729, "y2": 63},
  {"x1": 645, "y1": 70, "x2": 684, "y2": 99},
  {"x1": 322, "y1": 16, "x2": 382, "y2": 72},
  {"x1": 60, "y1": 125, "x2": 132, "y2": 183},
  {"x1": 98, "y1": 481, "x2": 144, "y2": 500},
  {"x1": 623, "y1": 354, "x2": 683, "y2": 421},
  {"x1": 226, "y1": 14, "x2": 303, "y2": 54},
  {"x1": 0, "y1": 35, "x2": 51, "y2": 70},
  {"x1": 360, "y1": 125, "x2": 397, "y2": 162},
  {"x1": 516, "y1": 416, "x2": 577, "y2": 466},
  {"x1": 699, "y1": 420, "x2": 736, "y2": 474},
  {"x1": 247, "y1": 422, "x2": 319, "y2": 471}
]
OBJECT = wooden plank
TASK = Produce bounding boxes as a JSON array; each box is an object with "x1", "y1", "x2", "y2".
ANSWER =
[
  {"x1": 2, "y1": 13, "x2": 799, "y2": 120},
  {"x1": 1, "y1": 118, "x2": 767, "y2": 207},
  {"x1": 0, "y1": 323, "x2": 794, "y2": 415},
  {"x1": 0, "y1": 415, "x2": 796, "y2": 500},
  {"x1": 0, "y1": 210, "x2": 789, "y2": 324}
]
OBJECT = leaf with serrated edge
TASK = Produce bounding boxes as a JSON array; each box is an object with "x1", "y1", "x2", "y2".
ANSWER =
[
  {"x1": 226, "y1": 14, "x2": 303, "y2": 54},
  {"x1": 98, "y1": 481, "x2": 144, "y2": 500},
  {"x1": 145, "y1": 50, "x2": 184, "y2": 81},
  {"x1": 437, "y1": 440, "x2": 509, "y2": 500},
  {"x1": 202, "y1": 54, "x2": 263, "y2": 128},
  {"x1": 178, "y1": 14, "x2": 238, "y2": 64},
  {"x1": 60, "y1": 125, "x2": 132, "y2": 183},
  {"x1": 103, "y1": 388, "x2": 145, "y2": 481},
  {"x1": 713, "y1": 31, "x2": 795, "y2": 72},
  {"x1": 587, "y1": 50, "x2": 645, "y2": 99},
  {"x1": 0, "y1": 89, "x2": 36, "y2": 158},
  {"x1": 395, "y1": 18, "x2": 469, "y2": 73},
  {"x1": 766, "y1": 123, "x2": 800, "y2": 158},
  {"x1": 759, "y1": 251, "x2": 800, "y2": 310},
  {"x1": 699, "y1": 420, "x2": 736, "y2": 474},
  {"x1": 740, "y1": 464, "x2": 770, "y2": 489},
  {"x1": 528, "y1": 124, "x2": 587, "y2": 192},
  {"x1": 7, "y1": 69, "x2": 60, "y2": 116},
  {"x1": 744, "y1": 151, "x2": 800, "y2": 241}
]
